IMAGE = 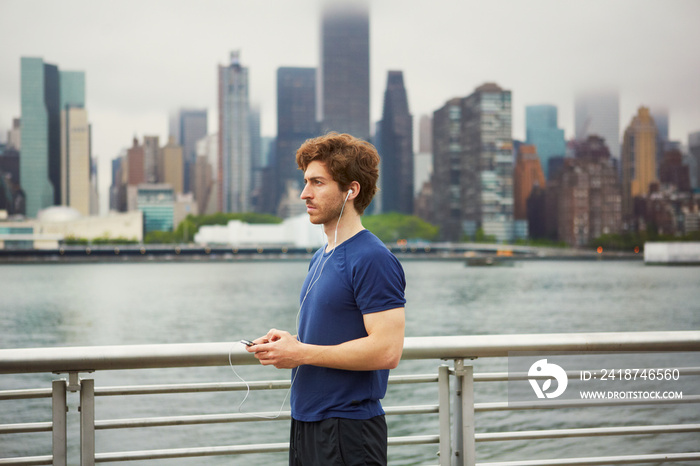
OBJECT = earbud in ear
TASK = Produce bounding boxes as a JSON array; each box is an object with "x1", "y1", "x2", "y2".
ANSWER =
[{"x1": 349, "y1": 189, "x2": 354, "y2": 194}]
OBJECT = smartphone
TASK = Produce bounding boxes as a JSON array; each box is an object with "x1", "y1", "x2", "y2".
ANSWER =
[{"x1": 240, "y1": 339, "x2": 256, "y2": 347}]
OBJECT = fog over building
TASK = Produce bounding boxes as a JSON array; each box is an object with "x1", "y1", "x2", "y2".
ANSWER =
[
  {"x1": 318, "y1": 1, "x2": 370, "y2": 142},
  {"x1": 575, "y1": 89, "x2": 620, "y2": 162}
]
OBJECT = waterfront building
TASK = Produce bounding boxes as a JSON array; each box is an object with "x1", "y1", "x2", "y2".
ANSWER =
[
  {"x1": 432, "y1": 98, "x2": 463, "y2": 240},
  {"x1": 574, "y1": 89, "x2": 620, "y2": 162},
  {"x1": 136, "y1": 184, "x2": 175, "y2": 233},
  {"x1": 218, "y1": 51, "x2": 251, "y2": 213},
  {"x1": 379, "y1": 71, "x2": 413, "y2": 214},
  {"x1": 170, "y1": 108, "x2": 207, "y2": 193},
  {"x1": 20, "y1": 57, "x2": 60, "y2": 217},
  {"x1": 546, "y1": 135, "x2": 622, "y2": 247},
  {"x1": 159, "y1": 137, "x2": 184, "y2": 195},
  {"x1": 276, "y1": 67, "x2": 317, "y2": 214},
  {"x1": 194, "y1": 213, "x2": 324, "y2": 249},
  {"x1": 525, "y1": 104, "x2": 566, "y2": 180},
  {"x1": 432, "y1": 83, "x2": 520, "y2": 242},
  {"x1": 0, "y1": 207, "x2": 143, "y2": 249},
  {"x1": 621, "y1": 107, "x2": 658, "y2": 219},
  {"x1": 318, "y1": 1, "x2": 370, "y2": 141},
  {"x1": 513, "y1": 144, "x2": 546, "y2": 221},
  {"x1": 639, "y1": 184, "x2": 700, "y2": 236}
]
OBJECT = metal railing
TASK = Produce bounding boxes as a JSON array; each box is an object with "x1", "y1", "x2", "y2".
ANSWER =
[{"x1": 1, "y1": 331, "x2": 699, "y2": 466}]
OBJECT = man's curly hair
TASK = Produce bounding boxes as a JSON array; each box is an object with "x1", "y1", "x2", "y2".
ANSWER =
[{"x1": 296, "y1": 132, "x2": 380, "y2": 215}]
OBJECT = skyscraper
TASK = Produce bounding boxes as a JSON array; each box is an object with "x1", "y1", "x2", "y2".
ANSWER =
[
  {"x1": 276, "y1": 67, "x2": 317, "y2": 213},
  {"x1": 433, "y1": 83, "x2": 518, "y2": 242},
  {"x1": 60, "y1": 70, "x2": 91, "y2": 216},
  {"x1": 20, "y1": 57, "x2": 59, "y2": 217},
  {"x1": 318, "y1": 1, "x2": 370, "y2": 141},
  {"x1": 574, "y1": 89, "x2": 620, "y2": 162},
  {"x1": 621, "y1": 106, "x2": 658, "y2": 218},
  {"x1": 379, "y1": 71, "x2": 413, "y2": 214},
  {"x1": 525, "y1": 104, "x2": 566, "y2": 180},
  {"x1": 218, "y1": 51, "x2": 251, "y2": 213},
  {"x1": 171, "y1": 108, "x2": 207, "y2": 193}
]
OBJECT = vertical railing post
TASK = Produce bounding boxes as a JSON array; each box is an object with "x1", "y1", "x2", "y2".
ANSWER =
[
  {"x1": 52, "y1": 379, "x2": 67, "y2": 466},
  {"x1": 453, "y1": 359, "x2": 475, "y2": 466},
  {"x1": 438, "y1": 364, "x2": 452, "y2": 466},
  {"x1": 459, "y1": 362, "x2": 475, "y2": 466},
  {"x1": 79, "y1": 378, "x2": 95, "y2": 466},
  {"x1": 452, "y1": 360, "x2": 463, "y2": 466}
]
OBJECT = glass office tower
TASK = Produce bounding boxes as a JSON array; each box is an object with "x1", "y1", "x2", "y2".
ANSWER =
[
  {"x1": 525, "y1": 104, "x2": 566, "y2": 180},
  {"x1": 20, "y1": 57, "x2": 59, "y2": 217}
]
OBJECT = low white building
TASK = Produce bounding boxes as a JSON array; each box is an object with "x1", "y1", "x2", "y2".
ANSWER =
[
  {"x1": 0, "y1": 207, "x2": 143, "y2": 249},
  {"x1": 194, "y1": 214, "x2": 325, "y2": 249}
]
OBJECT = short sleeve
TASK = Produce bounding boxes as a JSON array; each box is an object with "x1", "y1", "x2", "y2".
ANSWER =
[{"x1": 351, "y1": 248, "x2": 406, "y2": 314}]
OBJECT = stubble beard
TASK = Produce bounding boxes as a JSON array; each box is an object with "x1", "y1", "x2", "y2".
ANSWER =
[{"x1": 308, "y1": 195, "x2": 344, "y2": 226}]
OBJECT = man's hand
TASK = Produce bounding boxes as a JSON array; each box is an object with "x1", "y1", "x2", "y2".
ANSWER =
[
  {"x1": 245, "y1": 307, "x2": 405, "y2": 372},
  {"x1": 246, "y1": 329, "x2": 304, "y2": 369}
]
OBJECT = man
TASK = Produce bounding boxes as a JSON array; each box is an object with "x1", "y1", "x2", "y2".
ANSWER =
[{"x1": 247, "y1": 132, "x2": 406, "y2": 465}]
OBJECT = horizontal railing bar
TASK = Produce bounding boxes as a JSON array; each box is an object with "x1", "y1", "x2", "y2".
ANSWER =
[
  {"x1": 476, "y1": 423, "x2": 700, "y2": 441},
  {"x1": 92, "y1": 435, "x2": 442, "y2": 463},
  {"x1": 2, "y1": 331, "x2": 699, "y2": 374},
  {"x1": 389, "y1": 374, "x2": 439, "y2": 384},
  {"x1": 94, "y1": 373, "x2": 437, "y2": 397},
  {"x1": 404, "y1": 331, "x2": 700, "y2": 360},
  {"x1": 94, "y1": 442, "x2": 290, "y2": 462},
  {"x1": 474, "y1": 367, "x2": 700, "y2": 382},
  {"x1": 0, "y1": 422, "x2": 52, "y2": 434},
  {"x1": 95, "y1": 379, "x2": 288, "y2": 396},
  {"x1": 385, "y1": 404, "x2": 440, "y2": 416},
  {"x1": 0, "y1": 456, "x2": 53, "y2": 466},
  {"x1": 95, "y1": 405, "x2": 439, "y2": 430},
  {"x1": 388, "y1": 434, "x2": 440, "y2": 446},
  {"x1": 476, "y1": 394, "x2": 700, "y2": 411},
  {"x1": 0, "y1": 389, "x2": 52, "y2": 400},
  {"x1": 96, "y1": 411, "x2": 291, "y2": 429},
  {"x1": 476, "y1": 451, "x2": 700, "y2": 465}
]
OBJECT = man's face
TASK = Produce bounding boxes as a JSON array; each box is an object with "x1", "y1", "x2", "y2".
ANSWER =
[{"x1": 301, "y1": 161, "x2": 345, "y2": 225}]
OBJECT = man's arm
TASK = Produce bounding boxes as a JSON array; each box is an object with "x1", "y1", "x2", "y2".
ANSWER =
[{"x1": 248, "y1": 307, "x2": 405, "y2": 371}]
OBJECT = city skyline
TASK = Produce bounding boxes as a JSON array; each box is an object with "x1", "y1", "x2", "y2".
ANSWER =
[{"x1": 1, "y1": 0, "x2": 699, "y2": 216}]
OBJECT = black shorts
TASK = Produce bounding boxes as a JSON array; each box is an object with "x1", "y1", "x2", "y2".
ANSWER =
[{"x1": 289, "y1": 415, "x2": 387, "y2": 466}]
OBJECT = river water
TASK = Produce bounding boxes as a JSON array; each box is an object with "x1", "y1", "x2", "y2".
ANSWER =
[{"x1": 1, "y1": 259, "x2": 699, "y2": 464}]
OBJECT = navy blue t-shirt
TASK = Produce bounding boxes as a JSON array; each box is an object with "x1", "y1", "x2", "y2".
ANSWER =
[{"x1": 291, "y1": 229, "x2": 406, "y2": 422}]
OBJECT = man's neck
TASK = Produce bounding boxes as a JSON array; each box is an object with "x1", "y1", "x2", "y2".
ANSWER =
[{"x1": 324, "y1": 211, "x2": 364, "y2": 252}]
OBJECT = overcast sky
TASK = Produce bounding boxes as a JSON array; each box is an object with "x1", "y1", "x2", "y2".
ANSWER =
[{"x1": 1, "y1": 0, "x2": 699, "y2": 214}]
